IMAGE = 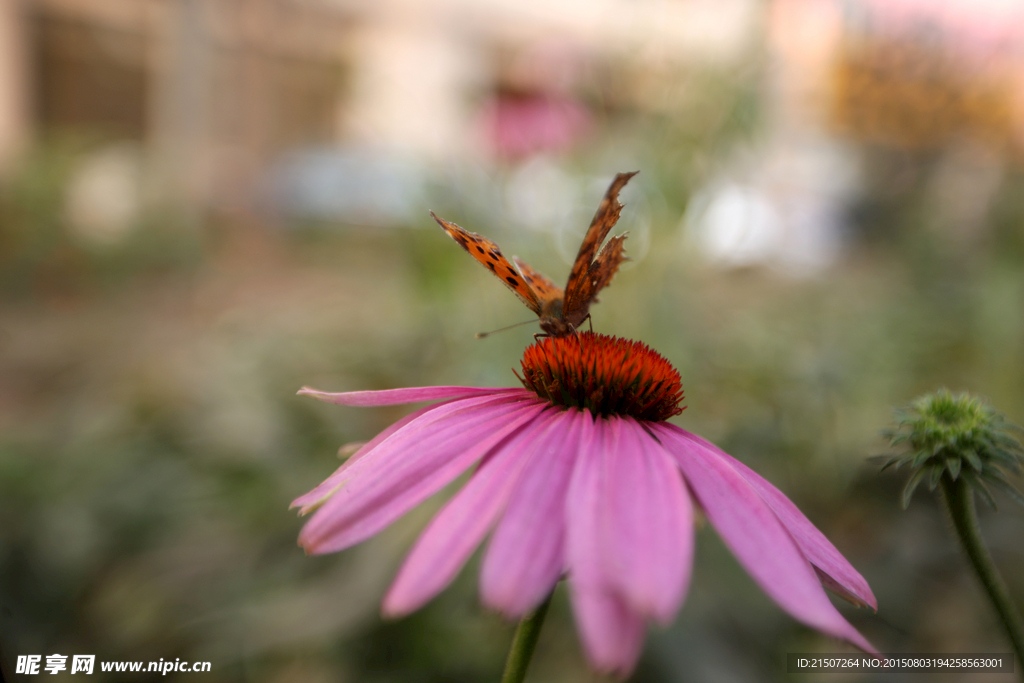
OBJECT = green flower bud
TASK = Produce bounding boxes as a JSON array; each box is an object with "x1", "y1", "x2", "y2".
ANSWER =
[{"x1": 881, "y1": 389, "x2": 1024, "y2": 509}]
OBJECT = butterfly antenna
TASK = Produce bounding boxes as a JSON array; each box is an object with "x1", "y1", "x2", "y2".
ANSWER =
[{"x1": 475, "y1": 319, "x2": 536, "y2": 339}]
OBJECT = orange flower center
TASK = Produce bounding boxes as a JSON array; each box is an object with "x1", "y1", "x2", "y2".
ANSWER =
[{"x1": 516, "y1": 332, "x2": 685, "y2": 421}]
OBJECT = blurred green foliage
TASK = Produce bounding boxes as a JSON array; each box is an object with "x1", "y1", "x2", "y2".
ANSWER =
[{"x1": 0, "y1": 136, "x2": 203, "y2": 300}]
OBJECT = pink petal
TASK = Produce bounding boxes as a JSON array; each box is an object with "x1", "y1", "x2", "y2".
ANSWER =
[
  {"x1": 604, "y1": 418, "x2": 693, "y2": 624},
  {"x1": 671, "y1": 426, "x2": 876, "y2": 610},
  {"x1": 653, "y1": 424, "x2": 876, "y2": 653},
  {"x1": 565, "y1": 414, "x2": 606, "y2": 596},
  {"x1": 299, "y1": 394, "x2": 547, "y2": 554},
  {"x1": 291, "y1": 401, "x2": 448, "y2": 513},
  {"x1": 383, "y1": 407, "x2": 563, "y2": 616},
  {"x1": 570, "y1": 585, "x2": 646, "y2": 677},
  {"x1": 480, "y1": 409, "x2": 584, "y2": 616},
  {"x1": 565, "y1": 417, "x2": 647, "y2": 676},
  {"x1": 297, "y1": 385, "x2": 525, "y2": 407}
]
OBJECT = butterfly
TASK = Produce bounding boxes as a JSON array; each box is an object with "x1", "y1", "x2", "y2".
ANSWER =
[{"x1": 431, "y1": 171, "x2": 637, "y2": 338}]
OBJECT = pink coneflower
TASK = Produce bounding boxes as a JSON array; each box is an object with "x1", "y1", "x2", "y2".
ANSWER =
[{"x1": 293, "y1": 333, "x2": 876, "y2": 676}]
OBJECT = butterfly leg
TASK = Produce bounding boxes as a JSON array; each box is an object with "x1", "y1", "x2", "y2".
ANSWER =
[{"x1": 568, "y1": 315, "x2": 592, "y2": 340}]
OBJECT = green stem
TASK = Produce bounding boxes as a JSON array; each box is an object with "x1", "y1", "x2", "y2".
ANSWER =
[
  {"x1": 500, "y1": 591, "x2": 554, "y2": 683},
  {"x1": 942, "y1": 476, "x2": 1024, "y2": 672}
]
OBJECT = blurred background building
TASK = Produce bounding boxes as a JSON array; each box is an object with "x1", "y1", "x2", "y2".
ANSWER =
[
  {"x1": 0, "y1": 0, "x2": 755, "y2": 220},
  {"x1": 2, "y1": 0, "x2": 1021, "y2": 260}
]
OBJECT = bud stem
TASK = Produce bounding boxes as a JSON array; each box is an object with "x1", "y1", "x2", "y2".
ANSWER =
[
  {"x1": 941, "y1": 475, "x2": 1024, "y2": 670},
  {"x1": 500, "y1": 591, "x2": 554, "y2": 683}
]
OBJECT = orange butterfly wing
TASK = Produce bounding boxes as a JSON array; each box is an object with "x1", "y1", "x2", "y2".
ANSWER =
[
  {"x1": 513, "y1": 256, "x2": 563, "y2": 317},
  {"x1": 430, "y1": 211, "x2": 542, "y2": 316},
  {"x1": 561, "y1": 172, "x2": 637, "y2": 323}
]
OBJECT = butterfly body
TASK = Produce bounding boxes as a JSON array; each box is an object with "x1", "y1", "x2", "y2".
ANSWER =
[{"x1": 432, "y1": 171, "x2": 637, "y2": 338}]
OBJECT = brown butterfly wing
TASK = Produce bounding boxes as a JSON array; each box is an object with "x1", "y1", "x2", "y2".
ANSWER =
[
  {"x1": 562, "y1": 172, "x2": 637, "y2": 320},
  {"x1": 513, "y1": 256, "x2": 564, "y2": 317},
  {"x1": 430, "y1": 211, "x2": 542, "y2": 316},
  {"x1": 583, "y1": 233, "x2": 628, "y2": 300}
]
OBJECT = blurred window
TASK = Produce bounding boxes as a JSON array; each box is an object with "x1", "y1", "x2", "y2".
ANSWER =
[{"x1": 34, "y1": 15, "x2": 147, "y2": 140}]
